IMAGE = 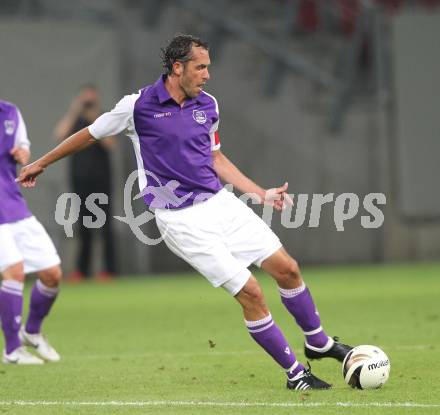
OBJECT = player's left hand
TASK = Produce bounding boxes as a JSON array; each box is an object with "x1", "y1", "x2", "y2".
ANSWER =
[
  {"x1": 15, "y1": 162, "x2": 45, "y2": 188},
  {"x1": 263, "y1": 182, "x2": 293, "y2": 211},
  {"x1": 10, "y1": 146, "x2": 30, "y2": 165}
]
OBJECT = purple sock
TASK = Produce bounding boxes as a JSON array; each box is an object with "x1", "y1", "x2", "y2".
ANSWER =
[
  {"x1": 279, "y1": 284, "x2": 330, "y2": 349},
  {"x1": 246, "y1": 313, "x2": 304, "y2": 379},
  {"x1": 0, "y1": 280, "x2": 24, "y2": 354},
  {"x1": 25, "y1": 280, "x2": 59, "y2": 335}
]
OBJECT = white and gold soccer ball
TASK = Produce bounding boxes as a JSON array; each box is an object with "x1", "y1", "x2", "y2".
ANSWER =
[{"x1": 342, "y1": 345, "x2": 390, "y2": 389}]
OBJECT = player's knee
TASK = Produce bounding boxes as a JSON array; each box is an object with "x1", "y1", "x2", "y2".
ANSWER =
[
  {"x1": 38, "y1": 265, "x2": 62, "y2": 287},
  {"x1": 238, "y1": 277, "x2": 266, "y2": 309},
  {"x1": 288, "y1": 259, "x2": 301, "y2": 279},
  {"x1": 278, "y1": 259, "x2": 302, "y2": 286},
  {"x1": 1, "y1": 262, "x2": 25, "y2": 283},
  {"x1": 246, "y1": 283, "x2": 265, "y2": 306}
]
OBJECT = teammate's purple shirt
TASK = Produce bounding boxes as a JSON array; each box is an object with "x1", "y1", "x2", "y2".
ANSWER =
[
  {"x1": 0, "y1": 101, "x2": 32, "y2": 225},
  {"x1": 89, "y1": 75, "x2": 223, "y2": 209}
]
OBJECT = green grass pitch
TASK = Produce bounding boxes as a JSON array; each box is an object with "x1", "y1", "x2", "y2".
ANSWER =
[{"x1": 0, "y1": 262, "x2": 439, "y2": 415}]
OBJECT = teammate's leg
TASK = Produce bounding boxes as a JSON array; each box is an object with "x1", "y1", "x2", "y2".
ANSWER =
[
  {"x1": 261, "y1": 247, "x2": 351, "y2": 361},
  {"x1": 21, "y1": 265, "x2": 62, "y2": 362},
  {"x1": 0, "y1": 263, "x2": 43, "y2": 364},
  {"x1": 0, "y1": 262, "x2": 25, "y2": 355},
  {"x1": 25, "y1": 265, "x2": 61, "y2": 335}
]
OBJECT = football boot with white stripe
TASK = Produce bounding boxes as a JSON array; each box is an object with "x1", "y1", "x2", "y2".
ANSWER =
[
  {"x1": 304, "y1": 336, "x2": 353, "y2": 362},
  {"x1": 287, "y1": 364, "x2": 331, "y2": 390}
]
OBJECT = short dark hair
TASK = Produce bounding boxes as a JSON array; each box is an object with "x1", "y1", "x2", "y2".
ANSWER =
[{"x1": 160, "y1": 34, "x2": 209, "y2": 76}]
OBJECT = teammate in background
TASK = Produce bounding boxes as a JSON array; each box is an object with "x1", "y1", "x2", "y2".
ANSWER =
[
  {"x1": 0, "y1": 100, "x2": 61, "y2": 364},
  {"x1": 17, "y1": 35, "x2": 352, "y2": 388},
  {"x1": 53, "y1": 85, "x2": 116, "y2": 282}
]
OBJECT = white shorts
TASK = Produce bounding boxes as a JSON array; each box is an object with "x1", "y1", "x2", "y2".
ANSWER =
[
  {"x1": 0, "y1": 216, "x2": 61, "y2": 274},
  {"x1": 155, "y1": 189, "x2": 282, "y2": 296}
]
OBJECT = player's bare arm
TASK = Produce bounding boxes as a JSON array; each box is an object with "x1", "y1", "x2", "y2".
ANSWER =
[
  {"x1": 10, "y1": 146, "x2": 30, "y2": 165},
  {"x1": 16, "y1": 127, "x2": 96, "y2": 188},
  {"x1": 212, "y1": 149, "x2": 292, "y2": 211}
]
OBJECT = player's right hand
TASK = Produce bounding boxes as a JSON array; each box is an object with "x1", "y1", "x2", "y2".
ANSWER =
[{"x1": 15, "y1": 162, "x2": 45, "y2": 188}]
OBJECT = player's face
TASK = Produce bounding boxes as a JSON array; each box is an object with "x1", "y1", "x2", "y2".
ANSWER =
[{"x1": 180, "y1": 46, "x2": 210, "y2": 98}]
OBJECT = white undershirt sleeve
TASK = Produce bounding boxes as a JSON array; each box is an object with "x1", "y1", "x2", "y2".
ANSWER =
[
  {"x1": 14, "y1": 109, "x2": 30, "y2": 149},
  {"x1": 209, "y1": 119, "x2": 221, "y2": 151},
  {"x1": 208, "y1": 96, "x2": 221, "y2": 151},
  {"x1": 202, "y1": 91, "x2": 221, "y2": 151},
  {"x1": 88, "y1": 93, "x2": 139, "y2": 140}
]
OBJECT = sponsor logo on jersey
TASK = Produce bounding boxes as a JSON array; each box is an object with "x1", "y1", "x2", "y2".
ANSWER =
[
  {"x1": 4, "y1": 120, "x2": 15, "y2": 135},
  {"x1": 192, "y1": 110, "x2": 207, "y2": 124},
  {"x1": 153, "y1": 112, "x2": 172, "y2": 119}
]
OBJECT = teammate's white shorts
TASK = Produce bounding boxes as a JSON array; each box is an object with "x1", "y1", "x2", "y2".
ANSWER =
[
  {"x1": 0, "y1": 216, "x2": 61, "y2": 274},
  {"x1": 155, "y1": 189, "x2": 282, "y2": 296}
]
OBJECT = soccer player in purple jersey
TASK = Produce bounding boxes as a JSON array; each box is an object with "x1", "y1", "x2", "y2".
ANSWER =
[
  {"x1": 0, "y1": 100, "x2": 61, "y2": 364},
  {"x1": 17, "y1": 35, "x2": 352, "y2": 388}
]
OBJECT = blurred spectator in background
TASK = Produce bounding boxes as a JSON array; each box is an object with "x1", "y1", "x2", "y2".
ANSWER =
[{"x1": 53, "y1": 85, "x2": 116, "y2": 282}]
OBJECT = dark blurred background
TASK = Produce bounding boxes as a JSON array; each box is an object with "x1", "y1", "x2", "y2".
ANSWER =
[{"x1": 1, "y1": 0, "x2": 439, "y2": 274}]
